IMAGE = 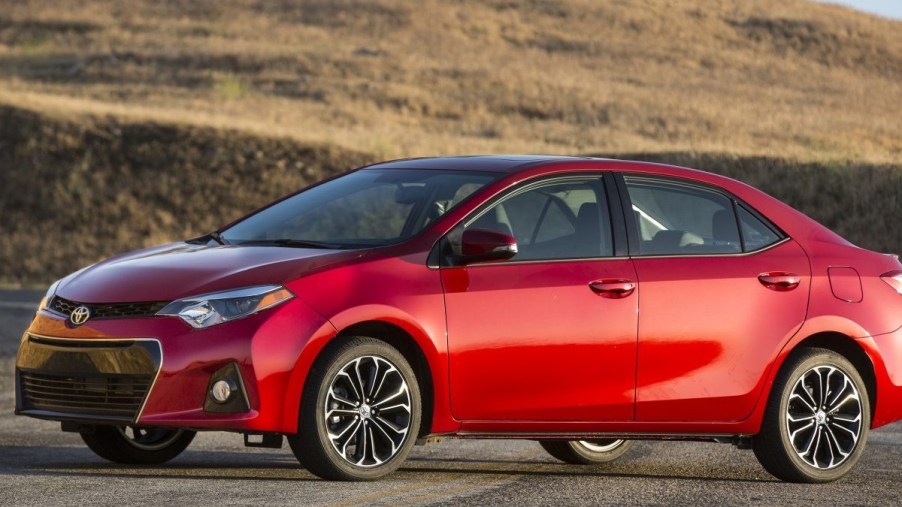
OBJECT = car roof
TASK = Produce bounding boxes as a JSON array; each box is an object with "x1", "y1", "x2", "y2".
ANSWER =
[
  {"x1": 363, "y1": 155, "x2": 607, "y2": 173},
  {"x1": 362, "y1": 155, "x2": 719, "y2": 179}
]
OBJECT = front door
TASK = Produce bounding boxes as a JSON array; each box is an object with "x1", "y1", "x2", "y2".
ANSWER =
[{"x1": 442, "y1": 176, "x2": 638, "y2": 421}]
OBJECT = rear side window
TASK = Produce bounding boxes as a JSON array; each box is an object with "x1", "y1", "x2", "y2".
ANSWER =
[
  {"x1": 625, "y1": 177, "x2": 785, "y2": 255},
  {"x1": 625, "y1": 178, "x2": 741, "y2": 255}
]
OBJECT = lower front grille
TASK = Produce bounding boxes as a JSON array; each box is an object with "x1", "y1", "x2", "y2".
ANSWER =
[
  {"x1": 16, "y1": 335, "x2": 161, "y2": 423},
  {"x1": 19, "y1": 371, "x2": 153, "y2": 419}
]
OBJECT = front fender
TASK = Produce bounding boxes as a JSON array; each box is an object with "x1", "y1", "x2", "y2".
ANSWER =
[{"x1": 279, "y1": 304, "x2": 459, "y2": 435}]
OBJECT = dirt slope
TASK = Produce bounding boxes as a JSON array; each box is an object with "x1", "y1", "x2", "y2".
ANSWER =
[{"x1": 1, "y1": 103, "x2": 899, "y2": 285}]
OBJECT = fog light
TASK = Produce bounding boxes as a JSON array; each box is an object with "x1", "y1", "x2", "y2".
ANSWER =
[
  {"x1": 210, "y1": 379, "x2": 236, "y2": 403},
  {"x1": 204, "y1": 362, "x2": 250, "y2": 413}
]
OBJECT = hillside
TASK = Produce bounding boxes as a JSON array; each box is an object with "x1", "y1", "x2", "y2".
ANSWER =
[
  {"x1": 1, "y1": 0, "x2": 900, "y2": 162},
  {"x1": 1, "y1": 103, "x2": 899, "y2": 285},
  {"x1": 0, "y1": 104, "x2": 371, "y2": 284},
  {"x1": 1, "y1": 0, "x2": 901, "y2": 285}
]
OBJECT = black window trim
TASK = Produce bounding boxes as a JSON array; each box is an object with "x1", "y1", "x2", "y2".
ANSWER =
[
  {"x1": 614, "y1": 172, "x2": 788, "y2": 258},
  {"x1": 431, "y1": 172, "x2": 627, "y2": 268}
]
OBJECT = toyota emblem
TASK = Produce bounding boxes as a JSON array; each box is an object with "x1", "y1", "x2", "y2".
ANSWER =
[{"x1": 70, "y1": 306, "x2": 91, "y2": 326}]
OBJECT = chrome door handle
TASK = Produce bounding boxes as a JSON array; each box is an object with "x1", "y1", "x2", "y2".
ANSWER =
[
  {"x1": 758, "y1": 272, "x2": 801, "y2": 291},
  {"x1": 588, "y1": 279, "x2": 636, "y2": 299}
]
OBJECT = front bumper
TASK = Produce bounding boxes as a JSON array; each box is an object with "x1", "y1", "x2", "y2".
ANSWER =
[
  {"x1": 16, "y1": 335, "x2": 161, "y2": 424},
  {"x1": 14, "y1": 298, "x2": 332, "y2": 432}
]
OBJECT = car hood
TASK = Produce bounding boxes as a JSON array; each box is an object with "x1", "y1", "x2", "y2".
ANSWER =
[{"x1": 56, "y1": 242, "x2": 366, "y2": 303}]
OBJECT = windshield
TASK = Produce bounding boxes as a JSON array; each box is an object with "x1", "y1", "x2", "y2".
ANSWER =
[{"x1": 221, "y1": 169, "x2": 499, "y2": 248}]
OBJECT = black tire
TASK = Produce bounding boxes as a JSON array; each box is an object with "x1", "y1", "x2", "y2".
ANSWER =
[
  {"x1": 80, "y1": 426, "x2": 196, "y2": 465},
  {"x1": 753, "y1": 348, "x2": 870, "y2": 483},
  {"x1": 289, "y1": 337, "x2": 422, "y2": 481},
  {"x1": 540, "y1": 439, "x2": 634, "y2": 465}
]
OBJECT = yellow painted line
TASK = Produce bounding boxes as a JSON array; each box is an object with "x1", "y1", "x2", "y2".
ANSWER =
[
  {"x1": 322, "y1": 474, "x2": 470, "y2": 507},
  {"x1": 392, "y1": 474, "x2": 517, "y2": 507},
  {"x1": 322, "y1": 446, "x2": 544, "y2": 507}
]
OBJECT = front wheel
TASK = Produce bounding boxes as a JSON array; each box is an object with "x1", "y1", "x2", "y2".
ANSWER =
[
  {"x1": 753, "y1": 348, "x2": 870, "y2": 483},
  {"x1": 540, "y1": 439, "x2": 634, "y2": 465},
  {"x1": 80, "y1": 426, "x2": 196, "y2": 465},
  {"x1": 289, "y1": 337, "x2": 422, "y2": 481}
]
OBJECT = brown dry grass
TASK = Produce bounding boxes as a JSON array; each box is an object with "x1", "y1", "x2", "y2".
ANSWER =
[
  {"x1": 1, "y1": 104, "x2": 899, "y2": 286},
  {"x1": 0, "y1": 104, "x2": 372, "y2": 284},
  {"x1": 1, "y1": 0, "x2": 902, "y2": 285},
  {"x1": 0, "y1": 0, "x2": 900, "y2": 162}
]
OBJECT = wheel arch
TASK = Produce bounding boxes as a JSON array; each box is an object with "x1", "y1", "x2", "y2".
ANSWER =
[
  {"x1": 752, "y1": 334, "x2": 876, "y2": 482},
  {"x1": 768, "y1": 332, "x2": 877, "y2": 425},
  {"x1": 332, "y1": 320, "x2": 436, "y2": 439},
  {"x1": 279, "y1": 298, "x2": 458, "y2": 436}
]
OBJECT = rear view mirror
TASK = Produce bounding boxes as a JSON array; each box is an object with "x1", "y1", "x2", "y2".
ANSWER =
[
  {"x1": 394, "y1": 184, "x2": 427, "y2": 204},
  {"x1": 459, "y1": 228, "x2": 518, "y2": 264}
]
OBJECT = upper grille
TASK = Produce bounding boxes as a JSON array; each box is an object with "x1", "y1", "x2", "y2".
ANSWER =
[
  {"x1": 50, "y1": 296, "x2": 168, "y2": 320},
  {"x1": 19, "y1": 371, "x2": 153, "y2": 419}
]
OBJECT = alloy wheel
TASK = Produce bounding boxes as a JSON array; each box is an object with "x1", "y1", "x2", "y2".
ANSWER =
[
  {"x1": 576, "y1": 439, "x2": 627, "y2": 453},
  {"x1": 785, "y1": 365, "x2": 863, "y2": 470},
  {"x1": 323, "y1": 355, "x2": 412, "y2": 468}
]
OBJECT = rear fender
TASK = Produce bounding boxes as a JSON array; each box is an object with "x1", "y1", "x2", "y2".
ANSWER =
[{"x1": 746, "y1": 316, "x2": 886, "y2": 433}]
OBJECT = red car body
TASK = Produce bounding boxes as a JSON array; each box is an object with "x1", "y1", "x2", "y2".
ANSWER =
[{"x1": 15, "y1": 156, "x2": 902, "y2": 480}]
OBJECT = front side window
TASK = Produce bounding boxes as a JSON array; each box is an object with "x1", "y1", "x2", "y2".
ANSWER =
[
  {"x1": 626, "y1": 177, "x2": 741, "y2": 255},
  {"x1": 452, "y1": 177, "x2": 613, "y2": 261},
  {"x1": 222, "y1": 169, "x2": 498, "y2": 248}
]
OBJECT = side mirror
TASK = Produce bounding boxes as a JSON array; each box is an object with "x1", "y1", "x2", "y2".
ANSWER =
[{"x1": 459, "y1": 228, "x2": 518, "y2": 264}]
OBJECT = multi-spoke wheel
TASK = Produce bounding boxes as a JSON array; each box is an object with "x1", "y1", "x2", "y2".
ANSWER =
[
  {"x1": 80, "y1": 425, "x2": 195, "y2": 465},
  {"x1": 324, "y1": 354, "x2": 413, "y2": 467},
  {"x1": 540, "y1": 439, "x2": 634, "y2": 465},
  {"x1": 754, "y1": 348, "x2": 870, "y2": 483},
  {"x1": 289, "y1": 337, "x2": 421, "y2": 480}
]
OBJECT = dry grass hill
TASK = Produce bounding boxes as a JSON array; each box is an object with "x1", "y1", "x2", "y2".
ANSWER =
[{"x1": 0, "y1": 0, "x2": 901, "y2": 285}]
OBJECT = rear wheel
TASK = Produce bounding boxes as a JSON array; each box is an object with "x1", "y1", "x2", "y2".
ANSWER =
[
  {"x1": 80, "y1": 426, "x2": 195, "y2": 465},
  {"x1": 753, "y1": 348, "x2": 869, "y2": 483},
  {"x1": 289, "y1": 337, "x2": 421, "y2": 481},
  {"x1": 540, "y1": 439, "x2": 634, "y2": 465}
]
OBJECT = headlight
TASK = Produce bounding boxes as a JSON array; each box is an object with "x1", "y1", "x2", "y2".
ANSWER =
[
  {"x1": 157, "y1": 285, "x2": 294, "y2": 329},
  {"x1": 39, "y1": 279, "x2": 62, "y2": 311}
]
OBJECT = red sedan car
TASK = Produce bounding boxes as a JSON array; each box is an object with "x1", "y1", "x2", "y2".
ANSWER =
[{"x1": 15, "y1": 156, "x2": 902, "y2": 482}]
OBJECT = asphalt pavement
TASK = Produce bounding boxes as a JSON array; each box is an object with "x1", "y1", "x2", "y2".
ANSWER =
[{"x1": 1, "y1": 289, "x2": 900, "y2": 506}]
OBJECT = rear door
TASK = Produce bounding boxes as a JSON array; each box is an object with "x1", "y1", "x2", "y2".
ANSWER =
[
  {"x1": 442, "y1": 174, "x2": 639, "y2": 421},
  {"x1": 620, "y1": 175, "x2": 810, "y2": 422}
]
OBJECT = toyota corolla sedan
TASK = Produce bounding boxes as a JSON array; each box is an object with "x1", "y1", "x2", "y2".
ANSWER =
[{"x1": 15, "y1": 156, "x2": 902, "y2": 482}]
